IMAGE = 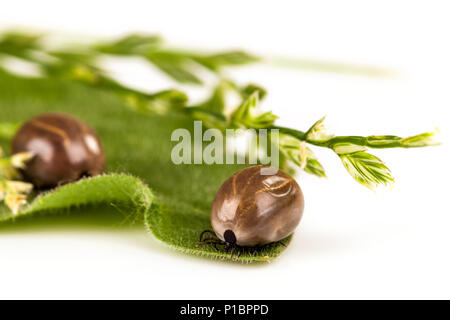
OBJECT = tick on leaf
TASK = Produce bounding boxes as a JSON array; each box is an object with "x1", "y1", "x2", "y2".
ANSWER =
[
  {"x1": 200, "y1": 165, "x2": 304, "y2": 258},
  {"x1": 11, "y1": 112, "x2": 106, "y2": 188}
]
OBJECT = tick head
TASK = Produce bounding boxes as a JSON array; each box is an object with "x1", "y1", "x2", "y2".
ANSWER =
[{"x1": 223, "y1": 229, "x2": 237, "y2": 246}]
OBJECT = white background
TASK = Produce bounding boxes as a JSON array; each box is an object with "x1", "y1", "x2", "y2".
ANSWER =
[{"x1": 1, "y1": 1, "x2": 449, "y2": 299}]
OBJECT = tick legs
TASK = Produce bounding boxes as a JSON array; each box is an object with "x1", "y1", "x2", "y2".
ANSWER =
[
  {"x1": 199, "y1": 229, "x2": 225, "y2": 251},
  {"x1": 199, "y1": 230, "x2": 288, "y2": 261},
  {"x1": 199, "y1": 230, "x2": 217, "y2": 242}
]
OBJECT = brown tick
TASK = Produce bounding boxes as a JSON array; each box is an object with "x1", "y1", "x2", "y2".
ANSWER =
[
  {"x1": 200, "y1": 166, "x2": 304, "y2": 258},
  {"x1": 12, "y1": 112, "x2": 106, "y2": 188}
]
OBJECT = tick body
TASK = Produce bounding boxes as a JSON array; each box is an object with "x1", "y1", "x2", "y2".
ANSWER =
[
  {"x1": 12, "y1": 112, "x2": 106, "y2": 188},
  {"x1": 209, "y1": 166, "x2": 304, "y2": 247}
]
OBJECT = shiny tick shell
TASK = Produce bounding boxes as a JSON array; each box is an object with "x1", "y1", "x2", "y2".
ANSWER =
[
  {"x1": 210, "y1": 166, "x2": 304, "y2": 247},
  {"x1": 12, "y1": 112, "x2": 106, "y2": 188}
]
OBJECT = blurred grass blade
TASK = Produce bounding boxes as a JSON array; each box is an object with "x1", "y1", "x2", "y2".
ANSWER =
[
  {"x1": 95, "y1": 34, "x2": 163, "y2": 55},
  {"x1": 269, "y1": 56, "x2": 395, "y2": 78},
  {"x1": 146, "y1": 51, "x2": 203, "y2": 84},
  {"x1": 193, "y1": 50, "x2": 260, "y2": 71}
]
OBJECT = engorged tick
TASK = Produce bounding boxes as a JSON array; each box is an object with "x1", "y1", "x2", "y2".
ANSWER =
[
  {"x1": 200, "y1": 166, "x2": 304, "y2": 258},
  {"x1": 11, "y1": 112, "x2": 106, "y2": 188}
]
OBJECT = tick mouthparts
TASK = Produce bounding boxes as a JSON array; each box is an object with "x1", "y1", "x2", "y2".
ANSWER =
[{"x1": 224, "y1": 229, "x2": 237, "y2": 245}]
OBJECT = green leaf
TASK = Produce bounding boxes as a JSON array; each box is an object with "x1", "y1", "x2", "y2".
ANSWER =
[
  {"x1": 240, "y1": 83, "x2": 267, "y2": 101},
  {"x1": 0, "y1": 32, "x2": 42, "y2": 57},
  {"x1": 333, "y1": 143, "x2": 367, "y2": 155},
  {"x1": 146, "y1": 50, "x2": 258, "y2": 85},
  {"x1": 400, "y1": 131, "x2": 440, "y2": 147},
  {"x1": 366, "y1": 135, "x2": 403, "y2": 147},
  {"x1": 195, "y1": 82, "x2": 267, "y2": 117},
  {"x1": 304, "y1": 157, "x2": 327, "y2": 178},
  {"x1": 196, "y1": 80, "x2": 229, "y2": 114},
  {"x1": 339, "y1": 151, "x2": 394, "y2": 189},
  {"x1": 146, "y1": 51, "x2": 203, "y2": 84},
  {"x1": 279, "y1": 134, "x2": 326, "y2": 178},
  {"x1": 230, "y1": 91, "x2": 258, "y2": 126},
  {"x1": 365, "y1": 133, "x2": 439, "y2": 148},
  {"x1": 230, "y1": 91, "x2": 278, "y2": 129},
  {"x1": 0, "y1": 70, "x2": 289, "y2": 263},
  {"x1": 306, "y1": 116, "x2": 334, "y2": 141},
  {"x1": 125, "y1": 89, "x2": 188, "y2": 114},
  {"x1": 95, "y1": 34, "x2": 163, "y2": 55},
  {"x1": 147, "y1": 89, "x2": 189, "y2": 112},
  {"x1": 36, "y1": 51, "x2": 190, "y2": 113},
  {"x1": 0, "y1": 122, "x2": 22, "y2": 140},
  {"x1": 193, "y1": 50, "x2": 259, "y2": 71},
  {"x1": 1, "y1": 174, "x2": 153, "y2": 224}
]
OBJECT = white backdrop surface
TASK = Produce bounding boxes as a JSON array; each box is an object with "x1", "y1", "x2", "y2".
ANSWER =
[{"x1": 0, "y1": 1, "x2": 449, "y2": 299}]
